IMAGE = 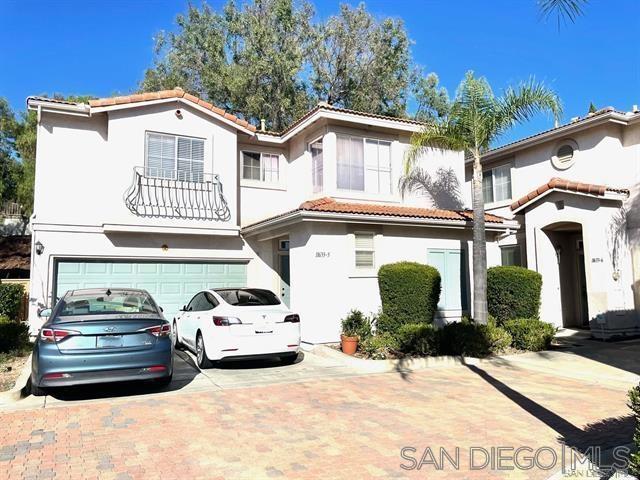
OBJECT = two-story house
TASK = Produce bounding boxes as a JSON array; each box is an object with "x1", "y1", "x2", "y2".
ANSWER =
[
  {"x1": 469, "y1": 106, "x2": 640, "y2": 338},
  {"x1": 26, "y1": 88, "x2": 515, "y2": 343}
]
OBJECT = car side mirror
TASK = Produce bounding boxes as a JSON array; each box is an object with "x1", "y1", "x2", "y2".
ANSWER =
[
  {"x1": 38, "y1": 308, "x2": 52, "y2": 318},
  {"x1": 180, "y1": 305, "x2": 187, "y2": 312},
  {"x1": 159, "y1": 306, "x2": 164, "y2": 313}
]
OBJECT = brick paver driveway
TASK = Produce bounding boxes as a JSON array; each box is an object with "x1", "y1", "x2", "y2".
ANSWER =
[{"x1": 1, "y1": 355, "x2": 635, "y2": 480}]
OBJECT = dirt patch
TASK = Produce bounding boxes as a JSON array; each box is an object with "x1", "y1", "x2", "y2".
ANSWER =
[{"x1": 0, "y1": 351, "x2": 30, "y2": 392}]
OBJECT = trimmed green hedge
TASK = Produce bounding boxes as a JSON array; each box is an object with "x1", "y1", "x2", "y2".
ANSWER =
[
  {"x1": 437, "y1": 319, "x2": 512, "y2": 357},
  {"x1": 0, "y1": 283, "x2": 25, "y2": 320},
  {"x1": 502, "y1": 318, "x2": 556, "y2": 351},
  {"x1": 487, "y1": 266, "x2": 542, "y2": 323},
  {"x1": 629, "y1": 383, "x2": 640, "y2": 476},
  {"x1": 0, "y1": 315, "x2": 30, "y2": 353},
  {"x1": 377, "y1": 262, "x2": 441, "y2": 333},
  {"x1": 396, "y1": 323, "x2": 438, "y2": 356}
]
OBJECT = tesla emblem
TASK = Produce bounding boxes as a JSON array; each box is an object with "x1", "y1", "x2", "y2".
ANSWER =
[
  {"x1": 262, "y1": 314, "x2": 266, "y2": 319},
  {"x1": 103, "y1": 326, "x2": 117, "y2": 333}
]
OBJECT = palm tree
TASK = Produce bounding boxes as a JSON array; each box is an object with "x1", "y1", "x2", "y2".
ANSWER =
[
  {"x1": 405, "y1": 71, "x2": 562, "y2": 324},
  {"x1": 538, "y1": 0, "x2": 588, "y2": 27}
]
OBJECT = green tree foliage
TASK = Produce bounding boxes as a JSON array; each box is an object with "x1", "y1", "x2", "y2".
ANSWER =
[
  {"x1": 309, "y1": 3, "x2": 411, "y2": 116},
  {"x1": 142, "y1": 1, "x2": 443, "y2": 130},
  {"x1": 0, "y1": 99, "x2": 21, "y2": 207}
]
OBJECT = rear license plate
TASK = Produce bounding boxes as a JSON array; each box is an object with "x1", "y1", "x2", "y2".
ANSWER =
[
  {"x1": 97, "y1": 335, "x2": 124, "y2": 348},
  {"x1": 254, "y1": 323, "x2": 273, "y2": 334}
]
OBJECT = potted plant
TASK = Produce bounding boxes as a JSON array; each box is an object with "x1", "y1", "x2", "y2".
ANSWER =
[{"x1": 340, "y1": 310, "x2": 369, "y2": 355}]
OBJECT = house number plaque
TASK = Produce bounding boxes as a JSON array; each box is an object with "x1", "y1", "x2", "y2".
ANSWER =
[{"x1": 315, "y1": 251, "x2": 331, "y2": 258}]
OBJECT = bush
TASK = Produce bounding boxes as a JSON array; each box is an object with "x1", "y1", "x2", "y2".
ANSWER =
[
  {"x1": 377, "y1": 262, "x2": 441, "y2": 333},
  {"x1": 437, "y1": 319, "x2": 512, "y2": 357},
  {"x1": 487, "y1": 266, "x2": 542, "y2": 323},
  {"x1": 396, "y1": 323, "x2": 438, "y2": 356},
  {"x1": 502, "y1": 318, "x2": 556, "y2": 351},
  {"x1": 0, "y1": 315, "x2": 30, "y2": 353},
  {"x1": 0, "y1": 283, "x2": 25, "y2": 320},
  {"x1": 359, "y1": 333, "x2": 399, "y2": 360},
  {"x1": 628, "y1": 384, "x2": 640, "y2": 476},
  {"x1": 340, "y1": 310, "x2": 371, "y2": 339}
]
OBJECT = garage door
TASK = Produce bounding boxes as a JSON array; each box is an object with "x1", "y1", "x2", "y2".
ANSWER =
[{"x1": 55, "y1": 261, "x2": 247, "y2": 321}]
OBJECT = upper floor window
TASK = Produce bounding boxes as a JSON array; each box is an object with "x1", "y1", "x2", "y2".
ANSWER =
[
  {"x1": 241, "y1": 151, "x2": 280, "y2": 183},
  {"x1": 146, "y1": 132, "x2": 204, "y2": 182},
  {"x1": 310, "y1": 139, "x2": 323, "y2": 193},
  {"x1": 337, "y1": 135, "x2": 392, "y2": 194},
  {"x1": 482, "y1": 164, "x2": 512, "y2": 204}
]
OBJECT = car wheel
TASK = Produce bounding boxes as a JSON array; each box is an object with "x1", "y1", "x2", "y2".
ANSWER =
[
  {"x1": 153, "y1": 374, "x2": 173, "y2": 388},
  {"x1": 196, "y1": 332, "x2": 212, "y2": 369},
  {"x1": 29, "y1": 379, "x2": 46, "y2": 397},
  {"x1": 280, "y1": 353, "x2": 298, "y2": 366},
  {"x1": 173, "y1": 321, "x2": 183, "y2": 349}
]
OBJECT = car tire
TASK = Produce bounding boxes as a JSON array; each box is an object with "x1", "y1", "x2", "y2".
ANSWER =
[
  {"x1": 280, "y1": 353, "x2": 298, "y2": 366},
  {"x1": 173, "y1": 321, "x2": 183, "y2": 350},
  {"x1": 29, "y1": 379, "x2": 46, "y2": 397},
  {"x1": 196, "y1": 332, "x2": 212, "y2": 369},
  {"x1": 153, "y1": 374, "x2": 173, "y2": 388}
]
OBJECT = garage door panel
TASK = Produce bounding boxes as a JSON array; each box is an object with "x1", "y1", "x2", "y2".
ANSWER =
[{"x1": 56, "y1": 261, "x2": 247, "y2": 322}]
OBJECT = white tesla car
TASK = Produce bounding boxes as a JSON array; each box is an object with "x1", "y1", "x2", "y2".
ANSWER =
[{"x1": 173, "y1": 288, "x2": 300, "y2": 368}]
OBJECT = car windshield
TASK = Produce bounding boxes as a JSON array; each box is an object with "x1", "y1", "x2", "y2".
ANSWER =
[
  {"x1": 55, "y1": 290, "x2": 159, "y2": 318},
  {"x1": 216, "y1": 289, "x2": 281, "y2": 306}
]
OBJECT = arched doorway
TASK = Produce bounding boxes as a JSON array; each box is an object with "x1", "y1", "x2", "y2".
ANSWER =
[{"x1": 542, "y1": 222, "x2": 589, "y2": 328}]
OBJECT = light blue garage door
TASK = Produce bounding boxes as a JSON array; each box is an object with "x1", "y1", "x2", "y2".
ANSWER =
[{"x1": 55, "y1": 261, "x2": 247, "y2": 321}]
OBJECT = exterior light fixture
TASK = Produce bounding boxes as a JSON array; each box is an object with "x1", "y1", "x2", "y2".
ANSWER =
[{"x1": 35, "y1": 241, "x2": 44, "y2": 255}]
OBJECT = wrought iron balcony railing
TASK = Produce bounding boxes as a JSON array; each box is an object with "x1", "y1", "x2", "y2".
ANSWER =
[{"x1": 124, "y1": 167, "x2": 231, "y2": 221}]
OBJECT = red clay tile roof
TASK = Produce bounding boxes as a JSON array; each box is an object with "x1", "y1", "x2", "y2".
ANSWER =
[
  {"x1": 88, "y1": 88, "x2": 256, "y2": 132},
  {"x1": 245, "y1": 197, "x2": 507, "y2": 230},
  {"x1": 510, "y1": 177, "x2": 630, "y2": 211},
  {"x1": 0, "y1": 235, "x2": 31, "y2": 271}
]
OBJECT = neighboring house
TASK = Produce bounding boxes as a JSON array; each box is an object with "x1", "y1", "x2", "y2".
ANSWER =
[
  {"x1": 26, "y1": 88, "x2": 516, "y2": 342},
  {"x1": 468, "y1": 107, "x2": 640, "y2": 338}
]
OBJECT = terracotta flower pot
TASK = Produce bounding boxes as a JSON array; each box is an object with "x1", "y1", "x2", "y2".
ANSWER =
[{"x1": 341, "y1": 335, "x2": 358, "y2": 355}]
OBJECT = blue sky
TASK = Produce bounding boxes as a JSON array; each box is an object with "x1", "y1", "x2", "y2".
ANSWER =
[{"x1": 1, "y1": 0, "x2": 638, "y2": 145}]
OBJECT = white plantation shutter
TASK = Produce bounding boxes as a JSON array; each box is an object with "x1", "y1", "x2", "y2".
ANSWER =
[
  {"x1": 177, "y1": 137, "x2": 204, "y2": 181},
  {"x1": 262, "y1": 154, "x2": 279, "y2": 182},
  {"x1": 355, "y1": 233, "x2": 375, "y2": 269},
  {"x1": 493, "y1": 164, "x2": 512, "y2": 201},
  {"x1": 146, "y1": 133, "x2": 175, "y2": 179},
  {"x1": 378, "y1": 141, "x2": 392, "y2": 195}
]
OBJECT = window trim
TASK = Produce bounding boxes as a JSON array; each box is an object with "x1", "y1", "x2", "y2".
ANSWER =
[
  {"x1": 309, "y1": 136, "x2": 324, "y2": 193},
  {"x1": 336, "y1": 134, "x2": 392, "y2": 194},
  {"x1": 482, "y1": 163, "x2": 512, "y2": 205},
  {"x1": 240, "y1": 150, "x2": 281, "y2": 184},
  {"x1": 354, "y1": 231, "x2": 376, "y2": 270},
  {"x1": 145, "y1": 131, "x2": 205, "y2": 182}
]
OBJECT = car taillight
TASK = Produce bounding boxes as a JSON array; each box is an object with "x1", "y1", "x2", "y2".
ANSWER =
[
  {"x1": 40, "y1": 328, "x2": 78, "y2": 343},
  {"x1": 212, "y1": 316, "x2": 242, "y2": 326},
  {"x1": 284, "y1": 314, "x2": 300, "y2": 323},
  {"x1": 139, "y1": 324, "x2": 171, "y2": 337}
]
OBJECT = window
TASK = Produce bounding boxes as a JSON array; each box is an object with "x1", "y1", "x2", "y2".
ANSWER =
[
  {"x1": 146, "y1": 133, "x2": 204, "y2": 182},
  {"x1": 310, "y1": 140, "x2": 323, "y2": 193},
  {"x1": 241, "y1": 151, "x2": 280, "y2": 183},
  {"x1": 501, "y1": 246, "x2": 522, "y2": 267},
  {"x1": 55, "y1": 290, "x2": 159, "y2": 317},
  {"x1": 483, "y1": 164, "x2": 512, "y2": 203},
  {"x1": 354, "y1": 232, "x2": 375, "y2": 269},
  {"x1": 337, "y1": 136, "x2": 392, "y2": 194},
  {"x1": 216, "y1": 288, "x2": 281, "y2": 306}
]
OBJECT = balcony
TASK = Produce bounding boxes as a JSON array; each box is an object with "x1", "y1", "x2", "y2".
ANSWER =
[{"x1": 124, "y1": 167, "x2": 231, "y2": 221}]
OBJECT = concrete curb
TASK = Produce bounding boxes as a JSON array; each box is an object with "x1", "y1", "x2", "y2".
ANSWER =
[
  {"x1": 0, "y1": 353, "x2": 31, "y2": 405},
  {"x1": 312, "y1": 344, "x2": 483, "y2": 373}
]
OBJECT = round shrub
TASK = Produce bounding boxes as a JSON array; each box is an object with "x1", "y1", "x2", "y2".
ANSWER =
[
  {"x1": 502, "y1": 318, "x2": 556, "y2": 351},
  {"x1": 0, "y1": 316, "x2": 30, "y2": 353},
  {"x1": 0, "y1": 283, "x2": 25, "y2": 320},
  {"x1": 340, "y1": 309, "x2": 371, "y2": 339},
  {"x1": 377, "y1": 262, "x2": 441, "y2": 333},
  {"x1": 487, "y1": 266, "x2": 542, "y2": 323},
  {"x1": 396, "y1": 323, "x2": 438, "y2": 356}
]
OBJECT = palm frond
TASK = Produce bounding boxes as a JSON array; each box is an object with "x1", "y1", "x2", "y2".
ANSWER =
[
  {"x1": 405, "y1": 121, "x2": 467, "y2": 173},
  {"x1": 496, "y1": 78, "x2": 562, "y2": 135},
  {"x1": 538, "y1": 0, "x2": 588, "y2": 27}
]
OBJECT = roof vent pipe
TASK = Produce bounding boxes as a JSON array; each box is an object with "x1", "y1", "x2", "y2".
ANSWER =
[
  {"x1": 633, "y1": 105, "x2": 639, "y2": 113},
  {"x1": 260, "y1": 119, "x2": 266, "y2": 131}
]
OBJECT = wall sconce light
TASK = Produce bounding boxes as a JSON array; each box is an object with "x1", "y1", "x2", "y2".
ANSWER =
[
  {"x1": 35, "y1": 241, "x2": 44, "y2": 256},
  {"x1": 161, "y1": 244, "x2": 169, "y2": 252},
  {"x1": 175, "y1": 109, "x2": 183, "y2": 119}
]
